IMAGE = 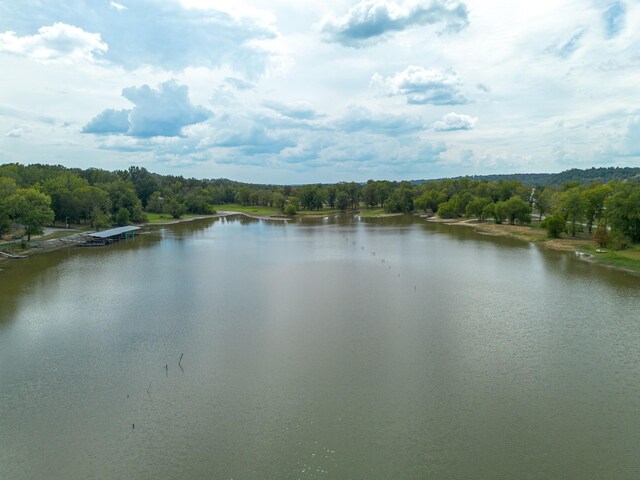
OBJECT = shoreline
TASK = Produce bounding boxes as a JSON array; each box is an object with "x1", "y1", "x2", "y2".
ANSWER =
[
  {"x1": 0, "y1": 211, "x2": 288, "y2": 266},
  {"x1": 423, "y1": 216, "x2": 585, "y2": 251},
  {"x1": 423, "y1": 216, "x2": 640, "y2": 275},
  {"x1": 2, "y1": 212, "x2": 638, "y2": 275},
  {"x1": 143, "y1": 211, "x2": 290, "y2": 226}
]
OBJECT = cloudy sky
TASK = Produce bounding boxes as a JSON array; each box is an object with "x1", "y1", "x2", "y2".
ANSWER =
[{"x1": 0, "y1": 0, "x2": 638, "y2": 183}]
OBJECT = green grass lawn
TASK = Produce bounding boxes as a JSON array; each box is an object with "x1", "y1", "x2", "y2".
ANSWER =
[
  {"x1": 357, "y1": 208, "x2": 387, "y2": 217},
  {"x1": 143, "y1": 212, "x2": 209, "y2": 224},
  {"x1": 579, "y1": 244, "x2": 640, "y2": 273},
  {"x1": 1, "y1": 227, "x2": 89, "y2": 246},
  {"x1": 296, "y1": 208, "x2": 343, "y2": 216},
  {"x1": 0, "y1": 243, "x2": 23, "y2": 253},
  {"x1": 40, "y1": 230, "x2": 87, "y2": 240},
  {"x1": 210, "y1": 204, "x2": 282, "y2": 216}
]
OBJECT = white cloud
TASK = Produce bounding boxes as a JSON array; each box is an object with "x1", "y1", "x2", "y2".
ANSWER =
[
  {"x1": 545, "y1": 29, "x2": 585, "y2": 58},
  {"x1": 0, "y1": 22, "x2": 107, "y2": 63},
  {"x1": 371, "y1": 65, "x2": 468, "y2": 105},
  {"x1": 110, "y1": 1, "x2": 128, "y2": 11},
  {"x1": 1, "y1": 0, "x2": 640, "y2": 182},
  {"x1": 263, "y1": 101, "x2": 320, "y2": 119},
  {"x1": 620, "y1": 116, "x2": 640, "y2": 156},
  {"x1": 432, "y1": 112, "x2": 477, "y2": 131},
  {"x1": 179, "y1": 0, "x2": 276, "y2": 27},
  {"x1": 320, "y1": 0, "x2": 469, "y2": 47},
  {"x1": 83, "y1": 80, "x2": 211, "y2": 137},
  {"x1": 6, "y1": 127, "x2": 25, "y2": 138},
  {"x1": 0, "y1": 1, "x2": 283, "y2": 76},
  {"x1": 336, "y1": 105, "x2": 423, "y2": 133}
]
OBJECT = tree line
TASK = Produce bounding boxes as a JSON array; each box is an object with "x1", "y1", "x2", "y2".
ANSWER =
[
  {"x1": 454, "y1": 166, "x2": 640, "y2": 187},
  {"x1": 0, "y1": 163, "x2": 638, "y2": 249}
]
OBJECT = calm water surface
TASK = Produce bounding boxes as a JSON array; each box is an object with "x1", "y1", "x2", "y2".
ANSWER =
[{"x1": 1, "y1": 215, "x2": 639, "y2": 479}]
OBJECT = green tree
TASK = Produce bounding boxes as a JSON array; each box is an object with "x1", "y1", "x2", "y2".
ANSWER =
[
  {"x1": 0, "y1": 176, "x2": 18, "y2": 199},
  {"x1": 414, "y1": 190, "x2": 448, "y2": 213},
  {"x1": 342, "y1": 182, "x2": 361, "y2": 209},
  {"x1": 482, "y1": 202, "x2": 495, "y2": 223},
  {"x1": 284, "y1": 203, "x2": 297, "y2": 215},
  {"x1": 362, "y1": 181, "x2": 379, "y2": 208},
  {"x1": 42, "y1": 173, "x2": 88, "y2": 223},
  {"x1": 325, "y1": 186, "x2": 337, "y2": 209},
  {"x1": 532, "y1": 187, "x2": 553, "y2": 221},
  {"x1": 184, "y1": 188, "x2": 213, "y2": 214},
  {"x1": 128, "y1": 166, "x2": 159, "y2": 207},
  {"x1": 91, "y1": 208, "x2": 112, "y2": 231},
  {"x1": 541, "y1": 215, "x2": 565, "y2": 238},
  {"x1": 146, "y1": 191, "x2": 165, "y2": 213},
  {"x1": 465, "y1": 197, "x2": 491, "y2": 221},
  {"x1": 166, "y1": 198, "x2": 187, "y2": 219},
  {"x1": 272, "y1": 192, "x2": 285, "y2": 211},
  {"x1": 593, "y1": 223, "x2": 608, "y2": 248},
  {"x1": 104, "y1": 179, "x2": 145, "y2": 223},
  {"x1": 257, "y1": 189, "x2": 272, "y2": 207},
  {"x1": 558, "y1": 187, "x2": 585, "y2": 236},
  {"x1": 504, "y1": 196, "x2": 532, "y2": 224},
  {"x1": 336, "y1": 191, "x2": 350, "y2": 211},
  {"x1": 436, "y1": 198, "x2": 460, "y2": 218},
  {"x1": 234, "y1": 187, "x2": 251, "y2": 206},
  {"x1": 605, "y1": 184, "x2": 640, "y2": 242},
  {"x1": 299, "y1": 185, "x2": 325, "y2": 210},
  {"x1": 384, "y1": 188, "x2": 414, "y2": 213},
  {"x1": 6, "y1": 188, "x2": 55, "y2": 241},
  {"x1": 0, "y1": 177, "x2": 18, "y2": 237},
  {"x1": 582, "y1": 184, "x2": 612, "y2": 234},
  {"x1": 73, "y1": 185, "x2": 111, "y2": 227},
  {"x1": 115, "y1": 207, "x2": 131, "y2": 226},
  {"x1": 562, "y1": 180, "x2": 582, "y2": 191},
  {"x1": 493, "y1": 201, "x2": 508, "y2": 224}
]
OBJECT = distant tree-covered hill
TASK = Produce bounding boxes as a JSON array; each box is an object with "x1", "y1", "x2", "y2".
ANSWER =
[{"x1": 440, "y1": 167, "x2": 640, "y2": 186}]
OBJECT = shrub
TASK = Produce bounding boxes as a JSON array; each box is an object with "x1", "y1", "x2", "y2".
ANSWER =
[
  {"x1": 541, "y1": 215, "x2": 565, "y2": 238},
  {"x1": 284, "y1": 203, "x2": 297, "y2": 216},
  {"x1": 593, "y1": 223, "x2": 608, "y2": 248},
  {"x1": 609, "y1": 231, "x2": 630, "y2": 250}
]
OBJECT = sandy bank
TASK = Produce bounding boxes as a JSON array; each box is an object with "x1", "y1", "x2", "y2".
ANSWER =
[
  {"x1": 356, "y1": 212, "x2": 404, "y2": 219},
  {"x1": 143, "y1": 211, "x2": 289, "y2": 226},
  {"x1": 424, "y1": 215, "x2": 639, "y2": 274}
]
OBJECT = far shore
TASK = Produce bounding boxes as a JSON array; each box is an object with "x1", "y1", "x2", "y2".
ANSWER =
[
  {"x1": 0, "y1": 211, "x2": 290, "y2": 266},
  {"x1": 2, "y1": 211, "x2": 638, "y2": 275},
  {"x1": 423, "y1": 215, "x2": 640, "y2": 274},
  {"x1": 142, "y1": 210, "x2": 290, "y2": 226},
  {"x1": 424, "y1": 215, "x2": 587, "y2": 251}
]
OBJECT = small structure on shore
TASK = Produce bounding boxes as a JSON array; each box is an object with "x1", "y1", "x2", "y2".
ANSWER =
[{"x1": 82, "y1": 226, "x2": 141, "y2": 246}]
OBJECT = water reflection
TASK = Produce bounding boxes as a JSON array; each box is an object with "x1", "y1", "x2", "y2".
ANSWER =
[{"x1": 1, "y1": 214, "x2": 639, "y2": 479}]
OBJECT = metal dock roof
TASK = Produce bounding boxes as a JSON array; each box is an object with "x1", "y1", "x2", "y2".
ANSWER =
[{"x1": 89, "y1": 226, "x2": 141, "y2": 239}]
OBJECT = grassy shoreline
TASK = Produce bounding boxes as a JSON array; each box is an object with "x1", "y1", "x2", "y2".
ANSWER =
[
  {"x1": 425, "y1": 216, "x2": 640, "y2": 274},
  {"x1": 0, "y1": 210, "x2": 287, "y2": 265},
  {"x1": 3, "y1": 211, "x2": 639, "y2": 275}
]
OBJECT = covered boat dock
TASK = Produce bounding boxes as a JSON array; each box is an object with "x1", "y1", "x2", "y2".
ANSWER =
[{"x1": 83, "y1": 226, "x2": 141, "y2": 246}]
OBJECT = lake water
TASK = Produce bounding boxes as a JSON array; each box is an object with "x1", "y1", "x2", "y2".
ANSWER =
[{"x1": 1, "y1": 215, "x2": 639, "y2": 479}]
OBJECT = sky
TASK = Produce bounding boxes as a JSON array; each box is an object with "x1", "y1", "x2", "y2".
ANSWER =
[{"x1": 0, "y1": 0, "x2": 639, "y2": 184}]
